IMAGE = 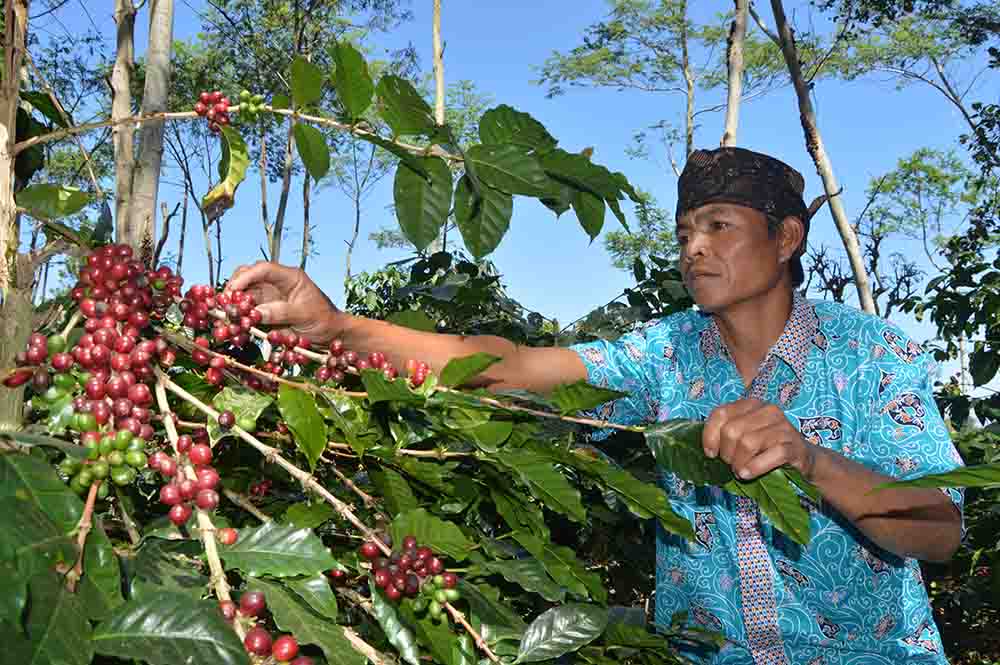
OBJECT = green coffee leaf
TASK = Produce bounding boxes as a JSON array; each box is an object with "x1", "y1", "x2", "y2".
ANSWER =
[
  {"x1": 390, "y1": 508, "x2": 474, "y2": 561},
  {"x1": 291, "y1": 55, "x2": 325, "y2": 107},
  {"x1": 220, "y1": 522, "x2": 336, "y2": 577},
  {"x1": 208, "y1": 387, "x2": 273, "y2": 445},
  {"x1": 549, "y1": 380, "x2": 628, "y2": 414},
  {"x1": 21, "y1": 90, "x2": 72, "y2": 127},
  {"x1": 14, "y1": 572, "x2": 93, "y2": 665},
  {"x1": 465, "y1": 144, "x2": 550, "y2": 197},
  {"x1": 283, "y1": 502, "x2": 335, "y2": 529},
  {"x1": 91, "y1": 592, "x2": 246, "y2": 665},
  {"x1": 645, "y1": 420, "x2": 732, "y2": 487},
  {"x1": 370, "y1": 467, "x2": 420, "y2": 515},
  {"x1": 482, "y1": 559, "x2": 566, "y2": 602},
  {"x1": 130, "y1": 538, "x2": 209, "y2": 602},
  {"x1": 394, "y1": 156, "x2": 452, "y2": 251},
  {"x1": 516, "y1": 604, "x2": 608, "y2": 663},
  {"x1": 370, "y1": 581, "x2": 421, "y2": 665},
  {"x1": 514, "y1": 532, "x2": 606, "y2": 602},
  {"x1": 277, "y1": 385, "x2": 326, "y2": 471},
  {"x1": 726, "y1": 469, "x2": 811, "y2": 546},
  {"x1": 361, "y1": 368, "x2": 424, "y2": 404},
  {"x1": 287, "y1": 574, "x2": 339, "y2": 621},
  {"x1": 478, "y1": 104, "x2": 557, "y2": 150},
  {"x1": 875, "y1": 463, "x2": 1000, "y2": 489},
  {"x1": 495, "y1": 449, "x2": 587, "y2": 522},
  {"x1": 16, "y1": 183, "x2": 90, "y2": 219},
  {"x1": 332, "y1": 41, "x2": 374, "y2": 118},
  {"x1": 571, "y1": 189, "x2": 605, "y2": 240},
  {"x1": 454, "y1": 175, "x2": 513, "y2": 259},
  {"x1": 202, "y1": 126, "x2": 250, "y2": 221},
  {"x1": 377, "y1": 75, "x2": 437, "y2": 137},
  {"x1": 440, "y1": 352, "x2": 502, "y2": 388},
  {"x1": 252, "y1": 578, "x2": 363, "y2": 665},
  {"x1": 294, "y1": 123, "x2": 330, "y2": 181}
]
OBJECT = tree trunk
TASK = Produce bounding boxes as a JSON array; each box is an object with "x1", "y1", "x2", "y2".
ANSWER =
[
  {"x1": 680, "y1": 0, "x2": 694, "y2": 158},
  {"x1": 433, "y1": 0, "x2": 445, "y2": 126},
  {"x1": 768, "y1": 0, "x2": 876, "y2": 313},
  {"x1": 0, "y1": 254, "x2": 35, "y2": 430},
  {"x1": 1, "y1": 0, "x2": 30, "y2": 295},
  {"x1": 128, "y1": 0, "x2": 175, "y2": 261},
  {"x1": 721, "y1": 0, "x2": 748, "y2": 147},
  {"x1": 299, "y1": 174, "x2": 311, "y2": 269},
  {"x1": 271, "y1": 120, "x2": 296, "y2": 263},
  {"x1": 177, "y1": 181, "x2": 187, "y2": 272},
  {"x1": 111, "y1": 0, "x2": 136, "y2": 240},
  {"x1": 345, "y1": 191, "x2": 361, "y2": 282}
]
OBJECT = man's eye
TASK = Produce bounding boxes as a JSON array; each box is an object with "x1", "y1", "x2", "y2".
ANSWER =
[
  {"x1": 711, "y1": 221, "x2": 729, "y2": 231},
  {"x1": 677, "y1": 235, "x2": 688, "y2": 245}
]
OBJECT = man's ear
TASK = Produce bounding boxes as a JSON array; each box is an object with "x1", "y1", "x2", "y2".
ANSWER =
[{"x1": 778, "y1": 216, "x2": 805, "y2": 262}]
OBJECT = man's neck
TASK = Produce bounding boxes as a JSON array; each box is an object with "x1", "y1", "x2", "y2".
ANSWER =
[{"x1": 712, "y1": 286, "x2": 795, "y2": 386}]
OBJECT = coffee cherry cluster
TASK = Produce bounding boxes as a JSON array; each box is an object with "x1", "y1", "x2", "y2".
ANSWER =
[
  {"x1": 360, "y1": 535, "x2": 461, "y2": 619},
  {"x1": 322, "y1": 338, "x2": 430, "y2": 387},
  {"x1": 58, "y1": 428, "x2": 147, "y2": 496},
  {"x1": 222, "y1": 591, "x2": 311, "y2": 664},
  {"x1": 194, "y1": 90, "x2": 231, "y2": 134},
  {"x1": 263, "y1": 329, "x2": 312, "y2": 378},
  {"x1": 149, "y1": 429, "x2": 221, "y2": 527},
  {"x1": 239, "y1": 89, "x2": 266, "y2": 121}
]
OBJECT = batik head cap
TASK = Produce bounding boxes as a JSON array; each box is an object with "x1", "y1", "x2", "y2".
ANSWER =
[{"x1": 676, "y1": 147, "x2": 810, "y2": 284}]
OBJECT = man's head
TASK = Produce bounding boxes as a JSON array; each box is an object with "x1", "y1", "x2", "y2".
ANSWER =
[{"x1": 675, "y1": 147, "x2": 809, "y2": 312}]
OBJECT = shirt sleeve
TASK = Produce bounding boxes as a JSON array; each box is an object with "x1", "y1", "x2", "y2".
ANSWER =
[
  {"x1": 570, "y1": 322, "x2": 664, "y2": 433},
  {"x1": 860, "y1": 347, "x2": 965, "y2": 527}
]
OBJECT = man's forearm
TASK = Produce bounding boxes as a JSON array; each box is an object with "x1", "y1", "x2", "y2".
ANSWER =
[
  {"x1": 806, "y1": 445, "x2": 961, "y2": 562},
  {"x1": 335, "y1": 313, "x2": 586, "y2": 393}
]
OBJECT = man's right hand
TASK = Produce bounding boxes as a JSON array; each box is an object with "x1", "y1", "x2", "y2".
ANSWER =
[{"x1": 226, "y1": 261, "x2": 345, "y2": 346}]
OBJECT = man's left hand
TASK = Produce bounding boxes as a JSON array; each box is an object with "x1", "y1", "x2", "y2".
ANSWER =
[{"x1": 702, "y1": 399, "x2": 817, "y2": 481}]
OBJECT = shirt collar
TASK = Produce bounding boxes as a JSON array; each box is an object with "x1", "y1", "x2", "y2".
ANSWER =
[{"x1": 703, "y1": 291, "x2": 819, "y2": 381}]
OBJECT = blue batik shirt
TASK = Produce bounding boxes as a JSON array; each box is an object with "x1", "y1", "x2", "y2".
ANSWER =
[{"x1": 572, "y1": 294, "x2": 964, "y2": 665}]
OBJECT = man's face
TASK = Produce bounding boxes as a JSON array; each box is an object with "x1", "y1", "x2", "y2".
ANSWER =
[{"x1": 676, "y1": 203, "x2": 786, "y2": 313}]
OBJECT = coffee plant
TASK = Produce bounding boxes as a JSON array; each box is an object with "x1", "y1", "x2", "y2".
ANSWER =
[{"x1": 8, "y1": 27, "x2": 998, "y2": 665}]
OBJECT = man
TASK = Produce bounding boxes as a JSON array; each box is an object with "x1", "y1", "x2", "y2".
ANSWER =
[{"x1": 227, "y1": 147, "x2": 963, "y2": 664}]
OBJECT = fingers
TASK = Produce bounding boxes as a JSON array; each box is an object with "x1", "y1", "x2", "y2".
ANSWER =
[
  {"x1": 254, "y1": 301, "x2": 298, "y2": 327},
  {"x1": 737, "y1": 440, "x2": 798, "y2": 480},
  {"x1": 227, "y1": 261, "x2": 301, "y2": 295},
  {"x1": 703, "y1": 399, "x2": 760, "y2": 459}
]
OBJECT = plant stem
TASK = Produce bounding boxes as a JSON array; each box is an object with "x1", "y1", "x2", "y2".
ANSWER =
[
  {"x1": 157, "y1": 368, "x2": 391, "y2": 555},
  {"x1": 66, "y1": 479, "x2": 100, "y2": 592},
  {"x1": 326, "y1": 440, "x2": 471, "y2": 459},
  {"x1": 222, "y1": 488, "x2": 271, "y2": 523},
  {"x1": 444, "y1": 602, "x2": 503, "y2": 665},
  {"x1": 114, "y1": 486, "x2": 142, "y2": 545},
  {"x1": 153, "y1": 375, "x2": 245, "y2": 640},
  {"x1": 60, "y1": 309, "x2": 81, "y2": 338}
]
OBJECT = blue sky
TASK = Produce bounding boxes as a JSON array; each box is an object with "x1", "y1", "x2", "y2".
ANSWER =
[{"x1": 33, "y1": 1, "x2": 990, "y2": 383}]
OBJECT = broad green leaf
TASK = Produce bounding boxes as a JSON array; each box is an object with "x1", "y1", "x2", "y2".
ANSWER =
[
  {"x1": 0, "y1": 557, "x2": 25, "y2": 632},
  {"x1": 370, "y1": 581, "x2": 421, "y2": 665},
  {"x1": 278, "y1": 385, "x2": 327, "y2": 471},
  {"x1": 516, "y1": 604, "x2": 608, "y2": 663},
  {"x1": 394, "y1": 156, "x2": 452, "y2": 251},
  {"x1": 468, "y1": 421, "x2": 514, "y2": 451},
  {"x1": 514, "y1": 532, "x2": 606, "y2": 602},
  {"x1": 645, "y1": 420, "x2": 732, "y2": 487},
  {"x1": 494, "y1": 449, "x2": 587, "y2": 522},
  {"x1": 252, "y1": 578, "x2": 364, "y2": 665},
  {"x1": 294, "y1": 123, "x2": 331, "y2": 181},
  {"x1": 553, "y1": 447, "x2": 694, "y2": 540},
  {"x1": 606, "y1": 196, "x2": 630, "y2": 232},
  {"x1": 479, "y1": 104, "x2": 557, "y2": 150},
  {"x1": 0, "y1": 498, "x2": 75, "y2": 580},
  {"x1": 220, "y1": 522, "x2": 336, "y2": 577},
  {"x1": 388, "y1": 309, "x2": 437, "y2": 332},
  {"x1": 482, "y1": 559, "x2": 565, "y2": 602},
  {"x1": 46, "y1": 394, "x2": 76, "y2": 434},
  {"x1": 971, "y1": 347, "x2": 999, "y2": 387},
  {"x1": 460, "y1": 581, "x2": 526, "y2": 642},
  {"x1": 92, "y1": 592, "x2": 247, "y2": 665},
  {"x1": 453, "y1": 634, "x2": 476, "y2": 665},
  {"x1": 283, "y1": 502, "x2": 335, "y2": 529},
  {"x1": 541, "y1": 148, "x2": 622, "y2": 200},
  {"x1": 16, "y1": 183, "x2": 90, "y2": 219},
  {"x1": 370, "y1": 467, "x2": 420, "y2": 515},
  {"x1": 465, "y1": 144, "x2": 550, "y2": 197},
  {"x1": 440, "y1": 352, "x2": 502, "y2": 387},
  {"x1": 390, "y1": 508, "x2": 474, "y2": 561},
  {"x1": 784, "y1": 467, "x2": 821, "y2": 503},
  {"x1": 571, "y1": 189, "x2": 605, "y2": 240},
  {"x1": 0, "y1": 456, "x2": 122, "y2": 610},
  {"x1": 394, "y1": 458, "x2": 458, "y2": 493},
  {"x1": 291, "y1": 56, "x2": 325, "y2": 107},
  {"x1": 356, "y1": 132, "x2": 430, "y2": 178},
  {"x1": 876, "y1": 463, "x2": 1000, "y2": 489},
  {"x1": 208, "y1": 387, "x2": 273, "y2": 444},
  {"x1": 397, "y1": 600, "x2": 461, "y2": 665},
  {"x1": 726, "y1": 469, "x2": 811, "y2": 546},
  {"x1": 362, "y1": 368, "x2": 425, "y2": 404},
  {"x1": 15, "y1": 571, "x2": 93, "y2": 665},
  {"x1": 202, "y1": 126, "x2": 250, "y2": 221},
  {"x1": 287, "y1": 574, "x2": 339, "y2": 620},
  {"x1": 492, "y1": 487, "x2": 549, "y2": 536},
  {"x1": 549, "y1": 379, "x2": 628, "y2": 415},
  {"x1": 271, "y1": 93, "x2": 290, "y2": 110},
  {"x1": 376, "y1": 75, "x2": 437, "y2": 137},
  {"x1": 21, "y1": 90, "x2": 73, "y2": 127},
  {"x1": 454, "y1": 175, "x2": 513, "y2": 258},
  {"x1": 0, "y1": 429, "x2": 87, "y2": 457},
  {"x1": 130, "y1": 538, "x2": 208, "y2": 601},
  {"x1": 332, "y1": 41, "x2": 374, "y2": 118}
]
